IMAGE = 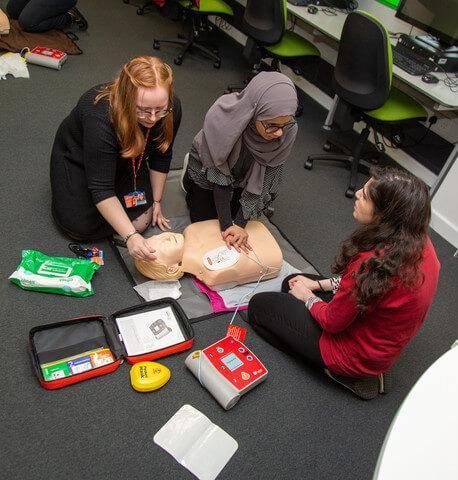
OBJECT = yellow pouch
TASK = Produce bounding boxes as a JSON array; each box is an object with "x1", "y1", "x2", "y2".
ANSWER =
[{"x1": 130, "y1": 361, "x2": 171, "y2": 392}]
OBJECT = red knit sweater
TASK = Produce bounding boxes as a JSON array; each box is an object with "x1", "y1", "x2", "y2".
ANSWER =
[{"x1": 311, "y1": 237, "x2": 440, "y2": 377}]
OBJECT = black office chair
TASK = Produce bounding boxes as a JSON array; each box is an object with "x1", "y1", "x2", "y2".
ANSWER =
[
  {"x1": 153, "y1": 0, "x2": 234, "y2": 68},
  {"x1": 227, "y1": 0, "x2": 320, "y2": 107},
  {"x1": 123, "y1": 0, "x2": 156, "y2": 16},
  {"x1": 305, "y1": 11, "x2": 427, "y2": 198}
]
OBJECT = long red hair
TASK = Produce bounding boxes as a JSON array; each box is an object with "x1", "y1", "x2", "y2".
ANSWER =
[{"x1": 95, "y1": 56, "x2": 174, "y2": 158}]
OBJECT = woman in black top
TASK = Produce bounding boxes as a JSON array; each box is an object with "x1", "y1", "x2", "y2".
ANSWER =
[{"x1": 50, "y1": 56, "x2": 182, "y2": 261}]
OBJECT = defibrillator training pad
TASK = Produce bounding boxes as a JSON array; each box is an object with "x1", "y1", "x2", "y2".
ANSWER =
[
  {"x1": 154, "y1": 404, "x2": 238, "y2": 480},
  {"x1": 203, "y1": 246, "x2": 240, "y2": 271}
]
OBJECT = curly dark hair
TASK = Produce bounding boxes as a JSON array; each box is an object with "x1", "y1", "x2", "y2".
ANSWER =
[{"x1": 332, "y1": 167, "x2": 431, "y2": 311}]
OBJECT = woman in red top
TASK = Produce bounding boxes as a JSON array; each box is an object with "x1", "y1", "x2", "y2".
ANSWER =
[{"x1": 248, "y1": 167, "x2": 440, "y2": 394}]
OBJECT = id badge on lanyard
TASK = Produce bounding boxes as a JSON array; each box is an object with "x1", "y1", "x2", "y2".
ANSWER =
[{"x1": 124, "y1": 128, "x2": 150, "y2": 209}]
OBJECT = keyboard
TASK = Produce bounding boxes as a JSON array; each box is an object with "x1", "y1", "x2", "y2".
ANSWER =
[
  {"x1": 392, "y1": 48, "x2": 435, "y2": 76},
  {"x1": 287, "y1": 0, "x2": 311, "y2": 6}
]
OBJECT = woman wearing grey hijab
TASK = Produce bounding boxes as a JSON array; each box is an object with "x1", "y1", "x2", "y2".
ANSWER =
[{"x1": 182, "y1": 71, "x2": 298, "y2": 252}]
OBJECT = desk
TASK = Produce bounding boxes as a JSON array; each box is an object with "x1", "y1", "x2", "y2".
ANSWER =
[
  {"x1": 287, "y1": 5, "x2": 458, "y2": 110},
  {"x1": 372, "y1": 345, "x2": 458, "y2": 480}
]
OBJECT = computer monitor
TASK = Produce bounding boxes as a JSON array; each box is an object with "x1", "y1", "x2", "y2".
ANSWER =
[{"x1": 396, "y1": 0, "x2": 458, "y2": 50}]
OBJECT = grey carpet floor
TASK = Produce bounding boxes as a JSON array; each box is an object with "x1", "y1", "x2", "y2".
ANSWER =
[{"x1": 1, "y1": 1, "x2": 457, "y2": 479}]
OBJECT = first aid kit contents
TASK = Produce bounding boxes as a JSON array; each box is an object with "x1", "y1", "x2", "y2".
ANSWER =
[
  {"x1": 185, "y1": 336, "x2": 268, "y2": 410},
  {"x1": 41, "y1": 347, "x2": 114, "y2": 381},
  {"x1": 9, "y1": 249, "x2": 100, "y2": 297},
  {"x1": 154, "y1": 404, "x2": 238, "y2": 480},
  {"x1": 130, "y1": 361, "x2": 171, "y2": 392},
  {"x1": 24, "y1": 46, "x2": 67, "y2": 70},
  {"x1": 29, "y1": 299, "x2": 193, "y2": 390}
]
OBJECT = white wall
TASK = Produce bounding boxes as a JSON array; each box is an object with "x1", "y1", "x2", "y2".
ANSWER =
[{"x1": 431, "y1": 146, "x2": 458, "y2": 249}]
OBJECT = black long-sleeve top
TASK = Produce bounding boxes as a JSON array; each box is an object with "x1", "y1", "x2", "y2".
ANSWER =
[{"x1": 50, "y1": 85, "x2": 181, "y2": 239}]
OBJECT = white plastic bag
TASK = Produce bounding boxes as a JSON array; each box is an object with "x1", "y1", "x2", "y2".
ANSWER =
[
  {"x1": 0, "y1": 53, "x2": 30, "y2": 80},
  {"x1": 154, "y1": 405, "x2": 238, "y2": 480},
  {"x1": 133, "y1": 280, "x2": 182, "y2": 301}
]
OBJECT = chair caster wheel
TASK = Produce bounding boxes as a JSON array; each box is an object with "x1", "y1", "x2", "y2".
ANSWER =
[
  {"x1": 213, "y1": 60, "x2": 221, "y2": 69},
  {"x1": 136, "y1": 8, "x2": 143, "y2": 15},
  {"x1": 323, "y1": 142, "x2": 332, "y2": 152},
  {"x1": 153, "y1": 40, "x2": 160, "y2": 50},
  {"x1": 174, "y1": 56, "x2": 183, "y2": 65},
  {"x1": 304, "y1": 158, "x2": 313, "y2": 170},
  {"x1": 345, "y1": 187, "x2": 355, "y2": 198}
]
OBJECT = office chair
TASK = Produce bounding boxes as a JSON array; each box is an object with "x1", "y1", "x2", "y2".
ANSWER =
[
  {"x1": 228, "y1": 0, "x2": 320, "y2": 100},
  {"x1": 153, "y1": 0, "x2": 234, "y2": 68},
  {"x1": 123, "y1": 0, "x2": 156, "y2": 16},
  {"x1": 305, "y1": 11, "x2": 427, "y2": 198}
]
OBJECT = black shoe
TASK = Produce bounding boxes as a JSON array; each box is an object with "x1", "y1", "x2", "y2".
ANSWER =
[
  {"x1": 324, "y1": 369, "x2": 389, "y2": 400},
  {"x1": 68, "y1": 7, "x2": 88, "y2": 31}
]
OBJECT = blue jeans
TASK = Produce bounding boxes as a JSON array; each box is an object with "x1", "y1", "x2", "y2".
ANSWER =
[{"x1": 6, "y1": 0, "x2": 77, "y2": 32}]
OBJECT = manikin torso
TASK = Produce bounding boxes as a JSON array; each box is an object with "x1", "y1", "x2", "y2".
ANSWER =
[{"x1": 135, "y1": 220, "x2": 283, "y2": 290}]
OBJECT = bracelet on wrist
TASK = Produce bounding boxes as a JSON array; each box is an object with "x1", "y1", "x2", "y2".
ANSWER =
[
  {"x1": 124, "y1": 230, "x2": 139, "y2": 243},
  {"x1": 317, "y1": 279, "x2": 325, "y2": 292}
]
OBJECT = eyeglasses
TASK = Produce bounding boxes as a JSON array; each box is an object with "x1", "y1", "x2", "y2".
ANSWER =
[
  {"x1": 261, "y1": 118, "x2": 297, "y2": 134},
  {"x1": 136, "y1": 107, "x2": 172, "y2": 120}
]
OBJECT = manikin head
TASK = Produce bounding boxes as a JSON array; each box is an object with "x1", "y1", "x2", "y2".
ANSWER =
[{"x1": 135, "y1": 232, "x2": 185, "y2": 281}]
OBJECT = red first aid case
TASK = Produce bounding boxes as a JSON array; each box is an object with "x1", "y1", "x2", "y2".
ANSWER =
[{"x1": 29, "y1": 298, "x2": 193, "y2": 390}]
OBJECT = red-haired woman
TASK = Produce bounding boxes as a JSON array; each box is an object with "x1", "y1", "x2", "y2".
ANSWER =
[
  {"x1": 50, "y1": 56, "x2": 181, "y2": 260},
  {"x1": 248, "y1": 167, "x2": 440, "y2": 397}
]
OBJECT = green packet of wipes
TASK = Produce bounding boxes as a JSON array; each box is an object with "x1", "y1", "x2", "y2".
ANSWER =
[{"x1": 9, "y1": 250, "x2": 100, "y2": 297}]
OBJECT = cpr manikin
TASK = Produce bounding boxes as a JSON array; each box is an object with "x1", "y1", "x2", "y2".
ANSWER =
[{"x1": 135, "y1": 220, "x2": 283, "y2": 290}]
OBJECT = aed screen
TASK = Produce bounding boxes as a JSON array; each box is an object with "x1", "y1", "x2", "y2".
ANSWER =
[{"x1": 221, "y1": 352, "x2": 243, "y2": 372}]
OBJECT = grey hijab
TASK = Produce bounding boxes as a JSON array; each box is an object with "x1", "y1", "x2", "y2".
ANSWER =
[{"x1": 192, "y1": 71, "x2": 298, "y2": 196}]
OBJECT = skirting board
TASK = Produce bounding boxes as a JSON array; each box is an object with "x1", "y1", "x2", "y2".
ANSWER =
[{"x1": 431, "y1": 208, "x2": 458, "y2": 250}]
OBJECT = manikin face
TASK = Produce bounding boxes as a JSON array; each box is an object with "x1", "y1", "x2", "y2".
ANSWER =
[
  {"x1": 353, "y1": 178, "x2": 376, "y2": 225},
  {"x1": 136, "y1": 86, "x2": 170, "y2": 129},
  {"x1": 146, "y1": 232, "x2": 184, "y2": 266},
  {"x1": 255, "y1": 115, "x2": 296, "y2": 141}
]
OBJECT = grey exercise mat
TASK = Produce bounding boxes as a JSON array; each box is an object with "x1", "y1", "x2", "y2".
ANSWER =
[{"x1": 113, "y1": 171, "x2": 317, "y2": 318}]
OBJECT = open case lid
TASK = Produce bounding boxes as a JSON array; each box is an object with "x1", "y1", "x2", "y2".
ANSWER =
[
  {"x1": 29, "y1": 298, "x2": 194, "y2": 390},
  {"x1": 112, "y1": 297, "x2": 194, "y2": 364}
]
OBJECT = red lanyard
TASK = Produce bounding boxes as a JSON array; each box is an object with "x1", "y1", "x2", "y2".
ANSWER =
[{"x1": 131, "y1": 128, "x2": 151, "y2": 192}]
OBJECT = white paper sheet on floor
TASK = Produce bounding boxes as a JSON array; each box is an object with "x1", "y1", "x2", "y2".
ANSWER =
[
  {"x1": 154, "y1": 404, "x2": 238, "y2": 480},
  {"x1": 133, "y1": 280, "x2": 182, "y2": 301}
]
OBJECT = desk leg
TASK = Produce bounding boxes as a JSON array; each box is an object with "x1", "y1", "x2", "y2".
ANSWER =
[
  {"x1": 430, "y1": 143, "x2": 458, "y2": 198},
  {"x1": 323, "y1": 95, "x2": 339, "y2": 131}
]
